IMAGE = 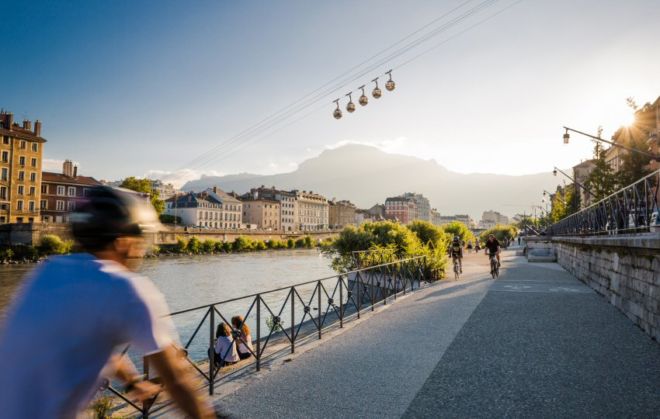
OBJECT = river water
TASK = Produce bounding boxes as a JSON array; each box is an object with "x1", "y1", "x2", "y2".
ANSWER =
[{"x1": 0, "y1": 250, "x2": 336, "y2": 336}]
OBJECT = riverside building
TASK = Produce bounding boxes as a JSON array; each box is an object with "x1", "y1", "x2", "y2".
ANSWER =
[
  {"x1": 328, "y1": 199, "x2": 356, "y2": 229},
  {"x1": 41, "y1": 161, "x2": 102, "y2": 223},
  {"x1": 240, "y1": 191, "x2": 281, "y2": 231},
  {"x1": 385, "y1": 196, "x2": 418, "y2": 224},
  {"x1": 295, "y1": 190, "x2": 329, "y2": 231},
  {"x1": 165, "y1": 186, "x2": 243, "y2": 229},
  {"x1": 0, "y1": 111, "x2": 46, "y2": 224}
]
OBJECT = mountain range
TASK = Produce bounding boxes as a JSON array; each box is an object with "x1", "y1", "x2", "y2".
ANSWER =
[{"x1": 182, "y1": 144, "x2": 561, "y2": 220}]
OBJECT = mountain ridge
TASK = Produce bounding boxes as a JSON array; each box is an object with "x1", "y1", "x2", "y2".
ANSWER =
[{"x1": 182, "y1": 144, "x2": 559, "y2": 220}]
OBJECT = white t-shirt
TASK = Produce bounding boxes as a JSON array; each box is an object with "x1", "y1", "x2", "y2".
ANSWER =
[
  {"x1": 214, "y1": 336, "x2": 239, "y2": 363},
  {"x1": 0, "y1": 253, "x2": 177, "y2": 419},
  {"x1": 237, "y1": 332, "x2": 254, "y2": 355}
]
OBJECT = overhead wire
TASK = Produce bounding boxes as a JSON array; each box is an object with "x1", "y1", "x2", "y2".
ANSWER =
[{"x1": 187, "y1": 0, "x2": 524, "y2": 172}]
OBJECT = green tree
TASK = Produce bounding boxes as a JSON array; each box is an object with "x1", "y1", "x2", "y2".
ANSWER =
[
  {"x1": 585, "y1": 145, "x2": 618, "y2": 201},
  {"x1": 120, "y1": 176, "x2": 165, "y2": 214},
  {"x1": 440, "y1": 221, "x2": 475, "y2": 245}
]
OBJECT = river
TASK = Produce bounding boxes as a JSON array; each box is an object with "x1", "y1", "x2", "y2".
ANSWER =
[{"x1": 0, "y1": 250, "x2": 337, "y2": 333}]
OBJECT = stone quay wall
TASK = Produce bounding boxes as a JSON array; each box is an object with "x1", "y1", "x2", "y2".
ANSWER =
[{"x1": 553, "y1": 234, "x2": 659, "y2": 341}]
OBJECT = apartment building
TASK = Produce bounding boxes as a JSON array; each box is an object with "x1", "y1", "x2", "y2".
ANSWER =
[
  {"x1": 572, "y1": 160, "x2": 596, "y2": 208},
  {"x1": 384, "y1": 196, "x2": 417, "y2": 224},
  {"x1": 402, "y1": 192, "x2": 431, "y2": 222},
  {"x1": 165, "y1": 186, "x2": 242, "y2": 229},
  {"x1": 240, "y1": 193, "x2": 281, "y2": 230},
  {"x1": 41, "y1": 160, "x2": 102, "y2": 223},
  {"x1": 295, "y1": 190, "x2": 329, "y2": 231},
  {"x1": 249, "y1": 186, "x2": 299, "y2": 232},
  {"x1": 328, "y1": 199, "x2": 356, "y2": 229},
  {"x1": 0, "y1": 112, "x2": 46, "y2": 224}
]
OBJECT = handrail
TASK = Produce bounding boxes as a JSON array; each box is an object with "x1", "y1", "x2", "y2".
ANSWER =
[
  {"x1": 547, "y1": 169, "x2": 659, "y2": 236},
  {"x1": 106, "y1": 255, "x2": 429, "y2": 417}
]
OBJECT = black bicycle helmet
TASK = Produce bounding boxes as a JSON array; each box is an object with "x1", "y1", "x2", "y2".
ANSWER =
[{"x1": 70, "y1": 186, "x2": 162, "y2": 251}]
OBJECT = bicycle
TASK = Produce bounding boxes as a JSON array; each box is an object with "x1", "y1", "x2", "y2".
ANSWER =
[
  {"x1": 489, "y1": 253, "x2": 499, "y2": 279},
  {"x1": 453, "y1": 257, "x2": 461, "y2": 280}
]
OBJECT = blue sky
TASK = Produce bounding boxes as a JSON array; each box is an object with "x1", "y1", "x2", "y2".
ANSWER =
[{"x1": 2, "y1": 0, "x2": 659, "y2": 185}]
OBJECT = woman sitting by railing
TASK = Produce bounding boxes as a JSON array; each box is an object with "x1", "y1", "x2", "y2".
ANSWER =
[
  {"x1": 231, "y1": 315, "x2": 254, "y2": 360},
  {"x1": 212, "y1": 323, "x2": 239, "y2": 367}
]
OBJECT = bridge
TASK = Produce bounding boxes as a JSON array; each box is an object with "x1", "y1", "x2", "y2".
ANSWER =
[{"x1": 108, "y1": 171, "x2": 659, "y2": 418}]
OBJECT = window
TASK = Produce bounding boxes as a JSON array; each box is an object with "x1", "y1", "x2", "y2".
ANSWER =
[
  {"x1": 56, "y1": 200, "x2": 65, "y2": 211},
  {"x1": 1, "y1": 168, "x2": 7, "y2": 181},
  {"x1": 2, "y1": 136, "x2": 9, "y2": 145},
  {"x1": 29, "y1": 186, "x2": 35, "y2": 196},
  {"x1": 41, "y1": 184, "x2": 48, "y2": 194},
  {"x1": 19, "y1": 140, "x2": 26, "y2": 149},
  {"x1": 57, "y1": 185, "x2": 65, "y2": 196},
  {"x1": 40, "y1": 200, "x2": 47, "y2": 210},
  {"x1": 17, "y1": 185, "x2": 24, "y2": 195},
  {"x1": 32, "y1": 143, "x2": 38, "y2": 152},
  {"x1": 17, "y1": 201, "x2": 23, "y2": 211},
  {"x1": 31, "y1": 158, "x2": 37, "y2": 167},
  {"x1": 16, "y1": 217, "x2": 23, "y2": 223},
  {"x1": 19, "y1": 156, "x2": 25, "y2": 166},
  {"x1": 1, "y1": 151, "x2": 7, "y2": 162},
  {"x1": 18, "y1": 171, "x2": 24, "y2": 181},
  {"x1": 28, "y1": 201, "x2": 35, "y2": 212},
  {"x1": 67, "y1": 201, "x2": 75, "y2": 211},
  {"x1": 67, "y1": 186, "x2": 76, "y2": 196},
  {"x1": 0, "y1": 187, "x2": 6, "y2": 200},
  {"x1": 83, "y1": 188, "x2": 91, "y2": 197},
  {"x1": 30, "y1": 172, "x2": 36, "y2": 182}
]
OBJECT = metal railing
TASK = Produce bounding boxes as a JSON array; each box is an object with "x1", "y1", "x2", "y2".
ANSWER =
[
  {"x1": 105, "y1": 256, "x2": 427, "y2": 417},
  {"x1": 547, "y1": 169, "x2": 659, "y2": 236}
]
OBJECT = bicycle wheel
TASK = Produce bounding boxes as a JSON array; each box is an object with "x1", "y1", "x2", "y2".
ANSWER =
[
  {"x1": 490, "y1": 260, "x2": 497, "y2": 279},
  {"x1": 454, "y1": 262, "x2": 460, "y2": 280}
]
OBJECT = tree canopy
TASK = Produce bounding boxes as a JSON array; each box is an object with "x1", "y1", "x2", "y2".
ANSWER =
[{"x1": 120, "y1": 177, "x2": 165, "y2": 214}]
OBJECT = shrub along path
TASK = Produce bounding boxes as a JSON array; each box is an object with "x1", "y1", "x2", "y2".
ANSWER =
[{"x1": 183, "y1": 251, "x2": 658, "y2": 418}]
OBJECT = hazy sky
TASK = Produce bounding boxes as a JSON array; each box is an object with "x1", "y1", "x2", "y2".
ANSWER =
[{"x1": 2, "y1": 0, "x2": 659, "y2": 186}]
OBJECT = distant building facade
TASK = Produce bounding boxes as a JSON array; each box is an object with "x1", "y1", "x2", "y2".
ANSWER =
[
  {"x1": 572, "y1": 160, "x2": 596, "y2": 208},
  {"x1": 438, "y1": 214, "x2": 475, "y2": 228},
  {"x1": 41, "y1": 161, "x2": 102, "y2": 223},
  {"x1": 249, "y1": 186, "x2": 299, "y2": 231},
  {"x1": 295, "y1": 190, "x2": 329, "y2": 231},
  {"x1": 240, "y1": 192, "x2": 281, "y2": 230},
  {"x1": 151, "y1": 179, "x2": 177, "y2": 200},
  {"x1": 328, "y1": 199, "x2": 356, "y2": 229},
  {"x1": 385, "y1": 196, "x2": 417, "y2": 224},
  {"x1": 0, "y1": 112, "x2": 46, "y2": 224},
  {"x1": 165, "y1": 186, "x2": 242, "y2": 229},
  {"x1": 479, "y1": 210, "x2": 509, "y2": 229},
  {"x1": 402, "y1": 192, "x2": 431, "y2": 222}
]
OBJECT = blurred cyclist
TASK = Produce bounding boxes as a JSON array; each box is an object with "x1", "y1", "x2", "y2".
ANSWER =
[
  {"x1": 485, "y1": 234, "x2": 501, "y2": 267},
  {"x1": 0, "y1": 186, "x2": 214, "y2": 418},
  {"x1": 449, "y1": 236, "x2": 463, "y2": 273}
]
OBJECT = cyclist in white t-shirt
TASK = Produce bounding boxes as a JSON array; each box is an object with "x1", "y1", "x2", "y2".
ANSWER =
[{"x1": 0, "y1": 186, "x2": 214, "y2": 418}]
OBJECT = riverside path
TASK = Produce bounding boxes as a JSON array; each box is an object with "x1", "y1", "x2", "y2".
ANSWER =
[{"x1": 172, "y1": 250, "x2": 660, "y2": 418}]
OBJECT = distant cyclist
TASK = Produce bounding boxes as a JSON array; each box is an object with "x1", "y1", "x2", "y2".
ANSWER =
[
  {"x1": 485, "y1": 234, "x2": 501, "y2": 267},
  {"x1": 448, "y1": 236, "x2": 463, "y2": 273}
]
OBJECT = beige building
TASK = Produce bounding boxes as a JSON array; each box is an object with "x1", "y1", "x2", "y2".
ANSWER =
[
  {"x1": 249, "y1": 186, "x2": 299, "y2": 232},
  {"x1": 164, "y1": 186, "x2": 242, "y2": 229},
  {"x1": 295, "y1": 190, "x2": 329, "y2": 231},
  {"x1": 241, "y1": 194, "x2": 281, "y2": 230},
  {"x1": 0, "y1": 112, "x2": 46, "y2": 224},
  {"x1": 572, "y1": 160, "x2": 596, "y2": 208},
  {"x1": 328, "y1": 199, "x2": 356, "y2": 229}
]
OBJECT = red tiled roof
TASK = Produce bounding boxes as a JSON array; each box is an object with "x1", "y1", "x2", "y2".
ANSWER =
[{"x1": 42, "y1": 172, "x2": 102, "y2": 186}]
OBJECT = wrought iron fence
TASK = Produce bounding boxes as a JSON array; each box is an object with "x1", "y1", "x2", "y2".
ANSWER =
[
  {"x1": 104, "y1": 256, "x2": 427, "y2": 417},
  {"x1": 547, "y1": 169, "x2": 659, "y2": 236}
]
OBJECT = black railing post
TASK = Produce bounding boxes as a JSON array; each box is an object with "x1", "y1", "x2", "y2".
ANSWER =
[
  {"x1": 208, "y1": 306, "x2": 215, "y2": 395},
  {"x1": 290, "y1": 288, "x2": 295, "y2": 354},
  {"x1": 357, "y1": 272, "x2": 361, "y2": 319},
  {"x1": 256, "y1": 296, "x2": 261, "y2": 371},
  {"x1": 339, "y1": 276, "x2": 344, "y2": 328},
  {"x1": 317, "y1": 281, "x2": 322, "y2": 339},
  {"x1": 370, "y1": 271, "x2": 375, "y2": 311}
]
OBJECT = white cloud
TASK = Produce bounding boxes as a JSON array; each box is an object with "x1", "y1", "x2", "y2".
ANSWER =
[
  {"x1": 42, "y1": 158, "x2": 80, "y2": 173},
  {"x1": 144, "y1": 168, "x2": 223, "y2": 188},
  {"x1": 324, "y1": 137, "x2": 415, "y2": 156}
]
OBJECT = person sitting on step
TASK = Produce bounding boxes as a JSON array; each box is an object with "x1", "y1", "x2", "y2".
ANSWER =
[
  {"x1": 212, "y1": 322, "x2": 239, "y2": 367},
  {"x1": 231, "y1": 315, "x2": 254, "y2": 360}
]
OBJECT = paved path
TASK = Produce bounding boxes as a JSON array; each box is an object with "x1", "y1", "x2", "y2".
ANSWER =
[{"x1": 211, "y1": 251, "x2": 659, "y2": 418}]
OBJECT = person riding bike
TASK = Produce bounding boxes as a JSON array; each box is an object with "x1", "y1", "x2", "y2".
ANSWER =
[
  {"x1": 0, "y1": 186, "x2": 214, "y2": 418},
  {"x1": 484, "y1": 234, "x2": 501, "y2": 267},
  {"x1": 449, "y1": 236, "x2": 463, "y2": 273}
]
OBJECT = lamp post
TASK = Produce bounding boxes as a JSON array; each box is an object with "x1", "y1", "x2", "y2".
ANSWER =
[
  {"x1": 562, "y1": 126, "x2": 660, "y2": 160},
  {"x1": 553, "y1": 166, "x2": 595, "y2": 198},
  {"x1": 543, "y1": 189, "x2": 566, "y2": 205}
]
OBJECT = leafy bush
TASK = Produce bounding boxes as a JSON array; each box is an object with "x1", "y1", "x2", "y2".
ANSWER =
[
  {"x1": 187, "y1": 237, "x2": 201, "y2": 254},
  {"x1": 286, "y1": 238, "x2": 295, "y2": 249},
  {"x1": 441, "y1": 221, "x2": 475, "y2": 245},
  {"x1": 159, "y1": 214, "x2": 182, "y2": 224},
  {"x1": 0, "y1": 248, "x2": 14, "y2": 261},
  {"x1": 201, "y1": 240, "x2": 216, "y2": 253},
  {"x1": 222, "y1": 241, "x2": 233, "y2": 252},
  {"x1": 254, "y1": 240, "x2": 267, "y2": 250},
  {"x1": 233, "y1": 236, "x2": 255, "y2": 252},
  {"x1": 214, "y1": 241, "x2": 225, "y2": 253},
  {"x1": 175, "y1": 237, "x2": 188, "y2": 253},
  {"x1": 38, "y1": 234, "x2": 73, "y2": 256},
  {"x1": 479, "y1": 225, "x2": 518, "y2": 243}
]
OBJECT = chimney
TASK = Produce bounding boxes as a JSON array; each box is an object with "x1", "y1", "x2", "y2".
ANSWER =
[
  {"x1": 6, "y1": 113, "x2": 13, "y2": 131},
  {"x1": 73, "y1": 165, "x2": 78, "y2": 178},
  {"x1": 63, "y1": 160, "x2": 74, "y2": 177},
  {"x1": 22, "y1": 120, "x2": 32, "y2": 131},
  {"x1": 212, "y1": 186, "x2": 218, "y2": 194},
  {"x1": 34, "y1": 120, "x2": 41, "y2": 137}
]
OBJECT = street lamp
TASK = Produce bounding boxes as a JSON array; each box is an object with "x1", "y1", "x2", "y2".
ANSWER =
[
  {"x1": 562, "y1": 126, "x2": 660, "y2": 160},
  {"x1": 543, "y1": 189, "x2": 566, "y2": 205},
  {"x1": 553, "y1": 166, "x2": 595, "y2": 198}
]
